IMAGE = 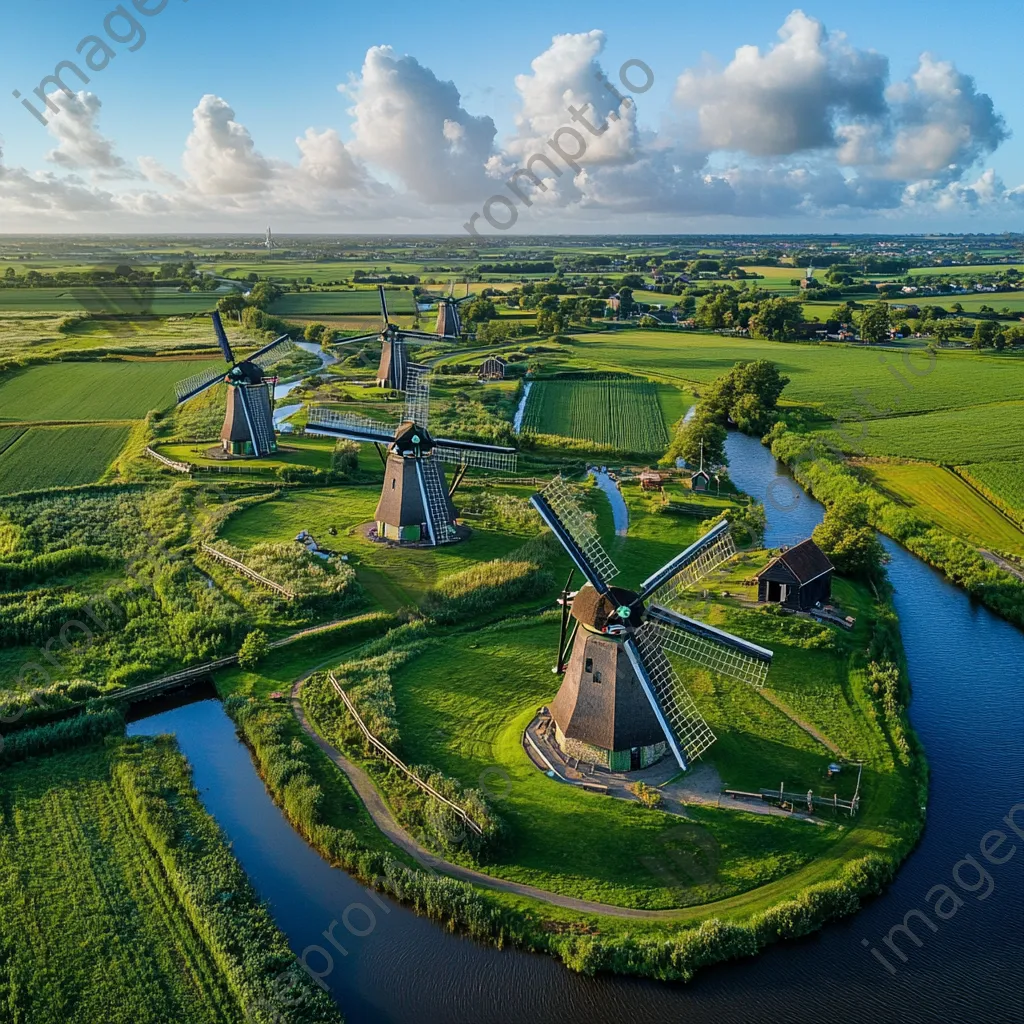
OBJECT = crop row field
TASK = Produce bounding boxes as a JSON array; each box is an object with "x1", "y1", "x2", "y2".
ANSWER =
[
  {"x1": 823, "y1": 401, "x2": 1024, "y2": 465},
  {"x1": 520, "y1": 379, "x2": 670, "y2": 452},
  {"x1": 0, "y1": 358, "x2": 218, "y2": 421},
  {"x1": 269, "y1": 288, "x2": 417, "y2": 316},
  {"x1": 569, "y1": 329, "x2": 1024, "y2": 419},
  {"x1": 0, "y1": 424, "x2": 130, "y2": 494},
  {"x1": 859, "y1": 460, "x2": 1024, "y2": 555},
  {"x1": 0, "y1": 288, "x2": 220, "y2": 313},
  {"x1": 957, "y1": 461, "x2": 1024, "y2": 525}
]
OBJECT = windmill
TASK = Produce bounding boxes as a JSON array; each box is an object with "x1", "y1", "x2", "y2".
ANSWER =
[
  {"x1": 265, "y1": 226, "x2": 277, "y2": 251},
  {"x1": 173, "y1": 311, "x2": 294, "y2": 458},
  {"x1": 339, "y1": 285, "x2": 451, "y2": 390},
  {"x1": 435, "y1": 278, "x2": 472, "y2": 339},
  {"x1": 304, "y1": 365, "x2": 516, "y2": 546},
  {"x1": 532, "y1": 477, "x2": 773, "y2": 771}
]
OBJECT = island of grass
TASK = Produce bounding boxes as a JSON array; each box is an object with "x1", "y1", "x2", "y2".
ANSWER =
[{"x1": 213, "y1": 474, "x2": 928, "y2": 980}]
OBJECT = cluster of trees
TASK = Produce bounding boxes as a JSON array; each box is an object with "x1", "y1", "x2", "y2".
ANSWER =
[{"x1": 667, "y1": 360, "x2": 790, "y2": 466}]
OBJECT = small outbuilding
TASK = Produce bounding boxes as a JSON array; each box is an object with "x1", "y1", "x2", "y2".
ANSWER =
[
  {"x1": 690, "y1": 468, "x2": 711, "y2": 491},
  {"x1": 756, "y1": 538, "x2": 834, "y2": 611},
  {"x1": 479, "y1": 355, "x2": 507, "y2": 380},
  {"x1": 639, "y1": 469, "x2": 663, "y2": 491}
]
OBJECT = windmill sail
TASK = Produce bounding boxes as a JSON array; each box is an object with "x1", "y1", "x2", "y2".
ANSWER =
[
  {"x1": 626, "y1": 631, "x2": 717, "y2": 768},
  {"x1": 211, "y1": 310, "x2": 235, "y2": 364},
  {"x1": 645, "y1": 604, "x2": 772, "y2": 688},
  {"x1": 433, "y1": 443, "x2": 517, "y2": 473},
  {"x1": 175, "y1": 364, "x2": 228, "y2": 404},
  {"x1": 418, "y1": 458, "x2": 458, "y2": 545},
  {"x1": 639, "y1": 519, "x2": 737, "y2": 604},
  {"x1": 304, "y1": 407, "x2": 394, "y2": 445},
  {"x1": 404, "y1": 364, "x2": 430, "y2": 427},
  {"x1": 249, "y1": 334, "x2": 295, "y2": 370},
  {"x1": 535, "y1": 476, "x2": 618, "y2": 586}
]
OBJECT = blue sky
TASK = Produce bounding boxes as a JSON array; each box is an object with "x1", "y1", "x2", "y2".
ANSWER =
[{"x1": 1, "y1": 0, "x2": 1022, "y2": 232}]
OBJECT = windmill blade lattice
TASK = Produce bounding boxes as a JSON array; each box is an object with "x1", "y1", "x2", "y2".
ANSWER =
[
  {"x1": 627, "y1": 631, "x2": 717, "y2": 767},
  {"x1": 211, "y1": 311, "x2": 235, "y2": 364},
  {"x1": 646, "y1": 605, "x2": 772, "y2": 688},
  {"x1": 403, "y1": 364, "x2": 431, "y2": 427},
  {"x1": 175, "y1": 365, "x2": 228, "y2": 403},
  {"x1": 251, "y1": 337, "x2": 296, "y2": 371},
  {"x1": 433, "y1": 444, "x2": 517, "y2": 473},
  {"x1": 538, "y1": 476, "x2": 619, "y2": 584},
  {"x1": 305, "y1": 407, "x2": 394, "y2": 444},
  {"x1": 640, "y1": 521, "x2": 737, "y2": 607}
]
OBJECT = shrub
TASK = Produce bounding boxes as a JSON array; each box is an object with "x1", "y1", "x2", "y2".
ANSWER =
[{"x1": 238, "y1": 628, "x2": 270, "y2": 669}]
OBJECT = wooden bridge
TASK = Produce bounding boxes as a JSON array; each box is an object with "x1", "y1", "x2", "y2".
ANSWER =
[
  {"x1": 201, "y1": 544, "x2": 295, "y2": 599},
  {"x1": 328, "y1": 672, "x2": 484, "y2": 836},
  {"x1": 144, "y1": 446, "x2": 192, "y2": 474}
]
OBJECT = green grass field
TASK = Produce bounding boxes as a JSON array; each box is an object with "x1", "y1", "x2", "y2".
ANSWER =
[
  {"x1": 0, "y1": 742, "x2": 249, "y2": 1024},
  {"x1": 269, "y1": 289, "x2": 416, "y2": 316},
  {"x1": 857, "y1": 460, "x2": 1024, "y2": 555},
  {"x1": 0, "y1": 359, "x2": 216, "y2": 421},
  {"x1": 568, "y1": 330, "x2": 1024, "y2": 419},
  {"x1": 0, "y1": 288, "x2": 221, "y2": 313},
  {"x1": 0, "y1": 424, "x2": 130, "y2": 494},
  {"x1": 957, "y1": 461, "x2": 1024, "y2": 525},
  {"x1": 824, "y1": 401, "x2": 1024, "y2": 464},
  {"x1": 520, "y1": 379, "x2": 670, "y2": 451}
]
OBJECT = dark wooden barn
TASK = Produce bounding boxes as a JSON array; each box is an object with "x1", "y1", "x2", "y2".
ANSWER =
[
  {"x1": 756, "y1": 538, "x2": 834, "y2": 611},
  {"x1": 479, "y1": 356, "x2": 507, "y2": 380}
]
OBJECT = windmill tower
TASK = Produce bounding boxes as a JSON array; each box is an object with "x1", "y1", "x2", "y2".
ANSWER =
[
  {"x1": 173, "y1": 312, "x2": 293, "y2": 457},
  {"x1": 800, "y1": 263, "x2": 815, "y2": 290},
  {"x1": 434, "y1": 278, "x2": 472, "y2": 339},
  {"x1": 265, "y1": 226, "x2": 277, "y2": 251},
  {"x1": 338, "y1": 285, "x2": 449, "y2": 390},
  {"x1": 533, "y1": 478, "x2": 772, "y2": 771},
  {"x1": 305, "y1": 367, "x2": 516, "y2": 545}
]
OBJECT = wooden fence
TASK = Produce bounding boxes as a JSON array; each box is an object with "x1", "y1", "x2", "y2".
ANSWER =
[
  {"x1": 328, "y1": 672, "x2": 483, "y2": 836},
  {"x1": 144, "y1": 446, "x2": 192, "y2": 474},
  {"x1": 201, "y1": 544, "x2": 295, "y2": 599}
]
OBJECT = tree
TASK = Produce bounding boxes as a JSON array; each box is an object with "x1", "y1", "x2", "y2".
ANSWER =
[
  {"x1": 665, "y1": 411, "x2": 726, "y2": 468},
  {"x1": 971, "y1": 320, "x2": 997, "y2": 349},
  {"x1": 303, "y1": 322, "x2": 327, "y2": 342},
  {"x1": 238, "y1": 628, "x2": 270, "y2": 670},
  {"x1": 812, "y1": 498, "x2": 885, "y2": 581},
  {"x1": 858, "y1": 302, "x2": 890, "y2": 344},
  {"x1": 3, "y1": 267, "x2": 15, "y2": 280},
  {"x1": 331, "y1": 439, "x2": 360, "y2": 477},
  {"x1": 463, "y1": 297, "x2": 497, "y2": 323},
  {"x1": 620, "y1": 274, "x2": 645, "y2": 289},
  {"x1": 1005, "y1": 324, "x2": 1024, "y2": 348},
  {"x1": 617, "y1": 287, "x2": 635, "y2": 316},
  {"x1": 216, "y1": 293, "x2": 247, "y2": 315},
  {"x1": 536, "y1": 308, "x2": 568, "y2": 335},
  {"x1": 700, "y1": 359, "x2": 790, "y2": 433},
  {"x1": 747, "y1": 297, "x2": 803, "y2": 340}
]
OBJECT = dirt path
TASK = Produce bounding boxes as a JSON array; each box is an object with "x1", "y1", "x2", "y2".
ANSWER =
[
  {"x1": 980, "y1": 549, "x2": 1024, "y2": 583},
  {"x1": 759, "y1": 689, "x2": 844, "y2": 756},
  {"x1": 290, "y1": 675, "x2": 706, "y2": 920}
]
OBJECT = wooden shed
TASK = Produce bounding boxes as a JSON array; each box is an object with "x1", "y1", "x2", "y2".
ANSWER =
[
  {"x1": 756, "y1": 539, "x2": 834, "y2": 611},
  {"x1": 639, "y1": 469, "x2": 663, "y2": 491},
  {"x1": 479, "y1": 356, "x2": 507, "y2": 380}
]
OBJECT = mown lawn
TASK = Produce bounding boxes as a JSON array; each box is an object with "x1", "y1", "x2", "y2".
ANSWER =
[
  {"x1": 0, "y1": 424, "x2": 130, "y2": 494},
  {"x1": 859, "y1": 460, "x2": 1024, "y2": 554}
]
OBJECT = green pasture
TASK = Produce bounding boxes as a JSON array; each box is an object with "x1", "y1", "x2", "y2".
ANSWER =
[
  {"x1": 857, "y1": 460, "x2": 1024, "y2": 555},
  {"x1": 567, "y1": 329, "x2": 1024, "y2": 419},
  {"x1": 957, "y1": 461, "x2": 1024, "y2": 524},
  {"x1": 824, "y1": 401, "x2": 1024, "y2": 464},
  {"x1": 0, "y1": 358, "x2": 217, "y2": 421},
  {"x1": 269, "y1": 289, "x2": 417, "y2": 316},
  {"x1": 519, "y1": 379, "x2": 671, "y2": 451},
  {"x1": 907, "y1": 264, "x2": 1024, "y2": 278},
  {"x1": 0, "y1": 288, "x2": 221, "y2": 314},
  {"x1": 0, "y1": 424, "x2": 130, "y2": 494}
]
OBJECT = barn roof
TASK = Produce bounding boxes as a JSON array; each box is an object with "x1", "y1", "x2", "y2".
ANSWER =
[{"x1": 757, "y1": 538, "x2": 834, "y2": 585}]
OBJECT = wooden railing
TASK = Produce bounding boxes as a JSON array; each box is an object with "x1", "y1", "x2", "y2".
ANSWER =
[
  {"x1": 144, "y1": 446, "x2": 191, "y2": 474},
  {"x1": 328, "y1": 672, "x2": 483, "y2": 836},
  {"x1": 93, "y1": 655, "x2": 240, "y2": 705},
  {"x1": 201, "y1": 544, "x2": 295, "y2": 599}
]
